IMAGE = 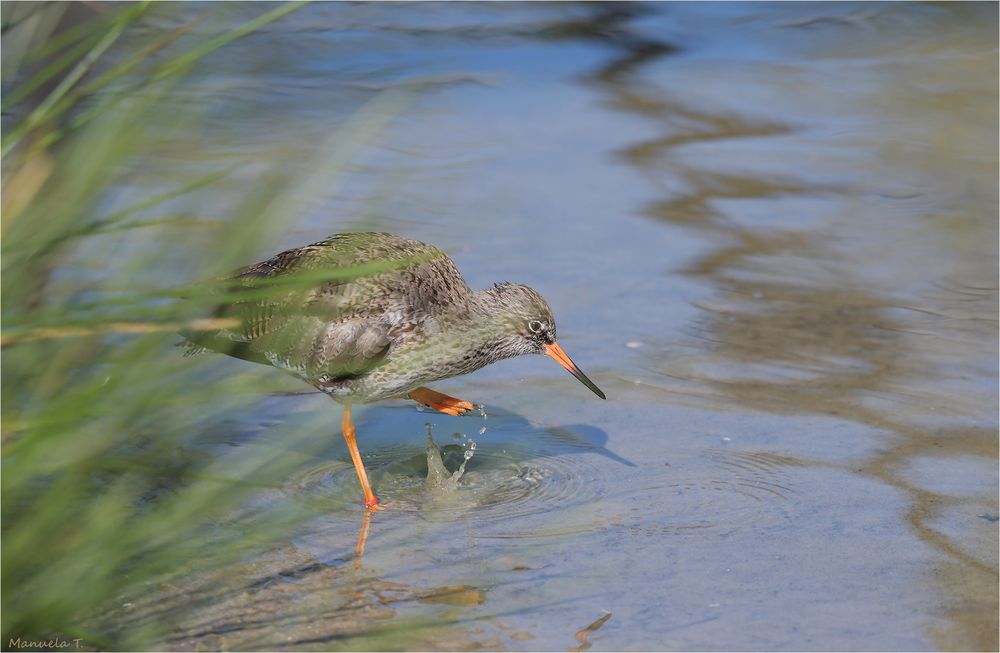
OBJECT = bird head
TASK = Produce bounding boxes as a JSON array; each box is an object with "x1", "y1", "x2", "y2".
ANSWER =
[{"x1": 488, "y1": 283, "x2": 606, "y2": 400}]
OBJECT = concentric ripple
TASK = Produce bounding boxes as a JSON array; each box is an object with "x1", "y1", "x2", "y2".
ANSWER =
[
  {"x1": 283, "y1": 432, "x2": 607, "y2": 526},
  {"x1": 602, "y1": 448, "x2": 802, "y2": 540}
]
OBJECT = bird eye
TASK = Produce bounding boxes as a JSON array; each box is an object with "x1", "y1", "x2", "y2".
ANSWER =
[{"x1": 528, "y1": 320, "x2": 543, "y2": 333}]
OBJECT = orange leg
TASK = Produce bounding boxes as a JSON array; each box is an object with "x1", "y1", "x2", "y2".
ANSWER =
[
  {"x1": 408, "y1": 386, "x2": 476, "y2": 416},
  {"x1": 341, "y1": 405, "x2": 381, "y2": 510}
]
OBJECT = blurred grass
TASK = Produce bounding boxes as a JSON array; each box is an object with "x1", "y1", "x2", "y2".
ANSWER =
[{"x1": 0, "y1": 2, "x2": 407, "y2": 647}]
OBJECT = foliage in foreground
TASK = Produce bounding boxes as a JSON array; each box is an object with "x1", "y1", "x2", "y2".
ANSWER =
[{"x1": 1, "y1": 2, "x2": 402, "y2": 646}]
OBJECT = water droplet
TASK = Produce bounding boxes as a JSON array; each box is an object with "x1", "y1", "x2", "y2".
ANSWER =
[
  {"x1": 416, "y1": 404, "x2": 426, "y2": 412},
  {"x1": 625, "y1": 340, "x2": 643, "y2": 349},
  {"x1": 478, "y1": 426, "x2": 487, "y2": 435}
]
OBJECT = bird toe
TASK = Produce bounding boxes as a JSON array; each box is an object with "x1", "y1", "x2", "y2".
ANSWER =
[
  {"x1": 448, "y1": 399, "x2": 476, "y2": 416},
  {"x1": 438, "y1": 402, "x2": 473, "y2": 416}
]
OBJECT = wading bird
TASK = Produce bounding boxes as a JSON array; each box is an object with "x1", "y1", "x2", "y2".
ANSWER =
[{"x1": 184, "y1": 232, "x2": 605, "y2": 509}]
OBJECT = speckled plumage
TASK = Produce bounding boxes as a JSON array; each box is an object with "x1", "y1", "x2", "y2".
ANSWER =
[
  {"x1": 186, "y1": 232, "x2": 604, "y2": 508},
  {"x1": 185, "y1": 232, "x2": 560, "y2": 403}
]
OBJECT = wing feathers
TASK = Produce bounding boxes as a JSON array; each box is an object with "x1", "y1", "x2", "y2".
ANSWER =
[{"x1": 182, "y1": 233, "x2": 460, "y2": 383}]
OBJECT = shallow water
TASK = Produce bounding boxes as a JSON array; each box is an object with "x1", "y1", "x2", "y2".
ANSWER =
[{"x1": 42, "y1": 2, "x2": 999, "y2": 650}]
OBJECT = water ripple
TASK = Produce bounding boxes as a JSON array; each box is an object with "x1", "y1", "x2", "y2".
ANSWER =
[
  {"x1": 606, "y1": 449, "x2": 800, "y2": 539},
  {"x1": 283, "y1": 438, "x2": 607, "y2": 526}
]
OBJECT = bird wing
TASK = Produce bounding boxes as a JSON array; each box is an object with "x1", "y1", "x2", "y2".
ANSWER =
[{"x1": 182, "y1": 233, "x2": 467, "y2": 381}]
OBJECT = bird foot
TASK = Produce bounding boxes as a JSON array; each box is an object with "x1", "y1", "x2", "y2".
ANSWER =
[
  {"x1": 408, "y1": 387, "x2": 476, "y2": 416},
  {"x1": 435, "y1": 401, "x2": 475, "y2": 417},
  {"x1": 364, "y1": 498, "x2": 384, "y2": 511}
]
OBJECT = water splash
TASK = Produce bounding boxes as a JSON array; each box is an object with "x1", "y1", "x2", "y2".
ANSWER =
[{"x1": 424, "y1": 423, "x2": 475, "y2": 493}]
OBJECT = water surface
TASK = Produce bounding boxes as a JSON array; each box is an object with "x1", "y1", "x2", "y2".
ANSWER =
[{"x1": 41, "y1": 3, "x2": 999, "y2": 650}]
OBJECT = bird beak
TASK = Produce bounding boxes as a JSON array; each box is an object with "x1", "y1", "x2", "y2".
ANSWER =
[{"x1": 544, "y1": 342, "x2": 607, "y2": 400}]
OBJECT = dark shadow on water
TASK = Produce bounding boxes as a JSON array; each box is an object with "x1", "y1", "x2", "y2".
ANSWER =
[
  {"x1": 274, "y1": 402, "x2": 624, "y2": 527},
  {"x1": 540, "y1": 423, "x2": 637, "y2": 468}
]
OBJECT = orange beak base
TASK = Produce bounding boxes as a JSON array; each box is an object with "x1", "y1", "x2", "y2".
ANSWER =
[{"x1": 544, "y1": 342, "x2": 606, "y2": 400}]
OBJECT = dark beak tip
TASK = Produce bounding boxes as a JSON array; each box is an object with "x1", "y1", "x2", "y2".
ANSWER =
[{"x1": 577, "y1": 374, "x2": 606, "y2": 400}]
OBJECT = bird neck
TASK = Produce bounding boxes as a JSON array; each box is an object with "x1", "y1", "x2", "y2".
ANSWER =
[
  {"x1": 463, "y1": 288, "x2": 519, "y2": 337},
  {"x1": 426, "y1": 289, "x2": 522, "y2": 369}
]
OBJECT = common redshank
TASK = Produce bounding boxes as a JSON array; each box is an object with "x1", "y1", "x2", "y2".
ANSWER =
[{"x1": 184, "y1": 232, "x2": 605, "y2": 508}]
